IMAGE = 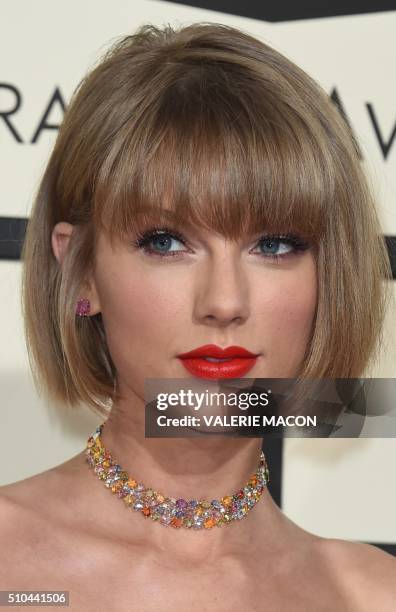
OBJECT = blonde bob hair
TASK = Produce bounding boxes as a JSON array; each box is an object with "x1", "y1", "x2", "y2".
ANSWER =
[{"x1": 21, "y1": 22, "x2": 393, "y2": 417}]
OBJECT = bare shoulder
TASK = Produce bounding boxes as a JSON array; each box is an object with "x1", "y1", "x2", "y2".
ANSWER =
[
  {"x1": 316, "y1": 537, "x2": 396, "y2": 610},
  {"x1": 0, "y1": 476, "x2": 47, "y2": 585},
  {"x1": 0, "y1": 455, "x2": 87, "y2": 584},
  {"x1": 0, "y1": 466, "x2": 64, "y2": 537},
  {"x1": 0, "y1": 451, "x2": 87, "y2": 521},
  {"x1": 0, "y1": 461, "x2": 68, "y2": 517},
  {"x1": 0, "y1": 474, "x2": 44, "y2": 533},
  {"x1": 0, "y1": 484, "x2": 24, "y2": 535}
]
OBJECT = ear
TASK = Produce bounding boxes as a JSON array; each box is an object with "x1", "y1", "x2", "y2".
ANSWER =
[{"x1": 51, "y1": 222, "x2": 102, "y2": 315}]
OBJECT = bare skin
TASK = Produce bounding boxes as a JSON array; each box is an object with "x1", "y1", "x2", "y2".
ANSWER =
[
  {"x1": 1, "y1": 221, "x2": 395, "y2": 609},
  {"x1": 0, "y1": 456, "x2": 395, "y2": 611}
]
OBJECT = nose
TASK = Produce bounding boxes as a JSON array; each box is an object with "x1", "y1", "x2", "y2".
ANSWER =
[{"x1": 192, "y1": 244, "x2": 250, "y2": 327}]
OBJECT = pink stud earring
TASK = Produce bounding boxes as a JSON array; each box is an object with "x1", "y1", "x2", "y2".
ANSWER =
[{"x1": 76, "y1": 298, "x2": 91, "y2": 317}]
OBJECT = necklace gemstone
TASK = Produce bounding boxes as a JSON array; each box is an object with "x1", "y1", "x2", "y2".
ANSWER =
[{"x1": 86, "y1": 422, "x2": 269, "y2": 530}]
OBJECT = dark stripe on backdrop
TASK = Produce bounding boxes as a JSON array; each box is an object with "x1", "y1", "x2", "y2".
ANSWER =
[
  {"x1": 162, "y1": 1, "x2": 396, "y2": 23},
  {"x1": 1, "y1": 218, "x2": 395, "y2": 280}
]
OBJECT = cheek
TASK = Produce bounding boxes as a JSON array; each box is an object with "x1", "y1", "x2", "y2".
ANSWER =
[
  {"x1": 256, "y1": 265, "x2": 317, "y2": 374},
  {"x1": 275, "y1": 289, "x2": 316, "y2": 336},
  {"x1": 97, "y1": 270, "x2": 184, "y2": 358}
]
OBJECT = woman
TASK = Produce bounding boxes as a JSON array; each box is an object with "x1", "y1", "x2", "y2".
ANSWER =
[{"x1": 1, "y1": 21, "x2": 395, "y2": 610}]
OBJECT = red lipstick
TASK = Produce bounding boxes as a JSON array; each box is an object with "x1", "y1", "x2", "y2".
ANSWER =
[{"x1": 177, "y1": 344, "x2": 260, "y2": 379}]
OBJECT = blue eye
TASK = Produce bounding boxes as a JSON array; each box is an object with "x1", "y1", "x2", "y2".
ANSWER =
[
  {"x1": 133, "y1": 226, "x2": 310, "y2": 262},
  {"x1": 134, "y1": 226, "x2": 187, "y2": 258},
  {"x1": 254, "y1": 236, "x2": 299, "y2": 261},
  {"x1": 147, "y1": 233, "x2": 183, "y2": 254}
]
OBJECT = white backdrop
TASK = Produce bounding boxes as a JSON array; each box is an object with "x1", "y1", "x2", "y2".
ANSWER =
[{"x1": 1, "y1": 0, "x2": 395, "y2": 545}]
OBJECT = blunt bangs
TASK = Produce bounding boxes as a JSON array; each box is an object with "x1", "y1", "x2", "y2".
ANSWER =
[{"x1": 92, "y1": 58, "x2": 329, "y2": 248}]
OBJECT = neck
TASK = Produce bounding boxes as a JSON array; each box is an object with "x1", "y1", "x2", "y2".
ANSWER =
[{"x1": 85, "y1": 383, "x2": 286, "y2": 561}]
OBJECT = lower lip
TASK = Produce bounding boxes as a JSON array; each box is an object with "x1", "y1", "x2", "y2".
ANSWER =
[{"x1": 178, "y1": 356, "x2": 258, "y2": 379}]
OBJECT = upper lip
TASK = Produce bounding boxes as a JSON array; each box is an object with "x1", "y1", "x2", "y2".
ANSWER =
[{"x1": 178, "y1": 344, "x2": 259, "y2": 359}]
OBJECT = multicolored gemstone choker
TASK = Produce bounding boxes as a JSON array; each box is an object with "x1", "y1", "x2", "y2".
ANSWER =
[{"x1": 86, "y1": 422, "x2": 270, "y2": 530}]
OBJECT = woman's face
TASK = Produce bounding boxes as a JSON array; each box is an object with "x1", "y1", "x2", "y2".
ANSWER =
[{"x1": 87, "y1": 216, "x2": 318, "y2": 398}]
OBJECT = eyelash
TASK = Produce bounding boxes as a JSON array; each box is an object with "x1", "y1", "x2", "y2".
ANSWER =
[{"x1": 133, "y1": 225, "x2": 311, "y2": 263}]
